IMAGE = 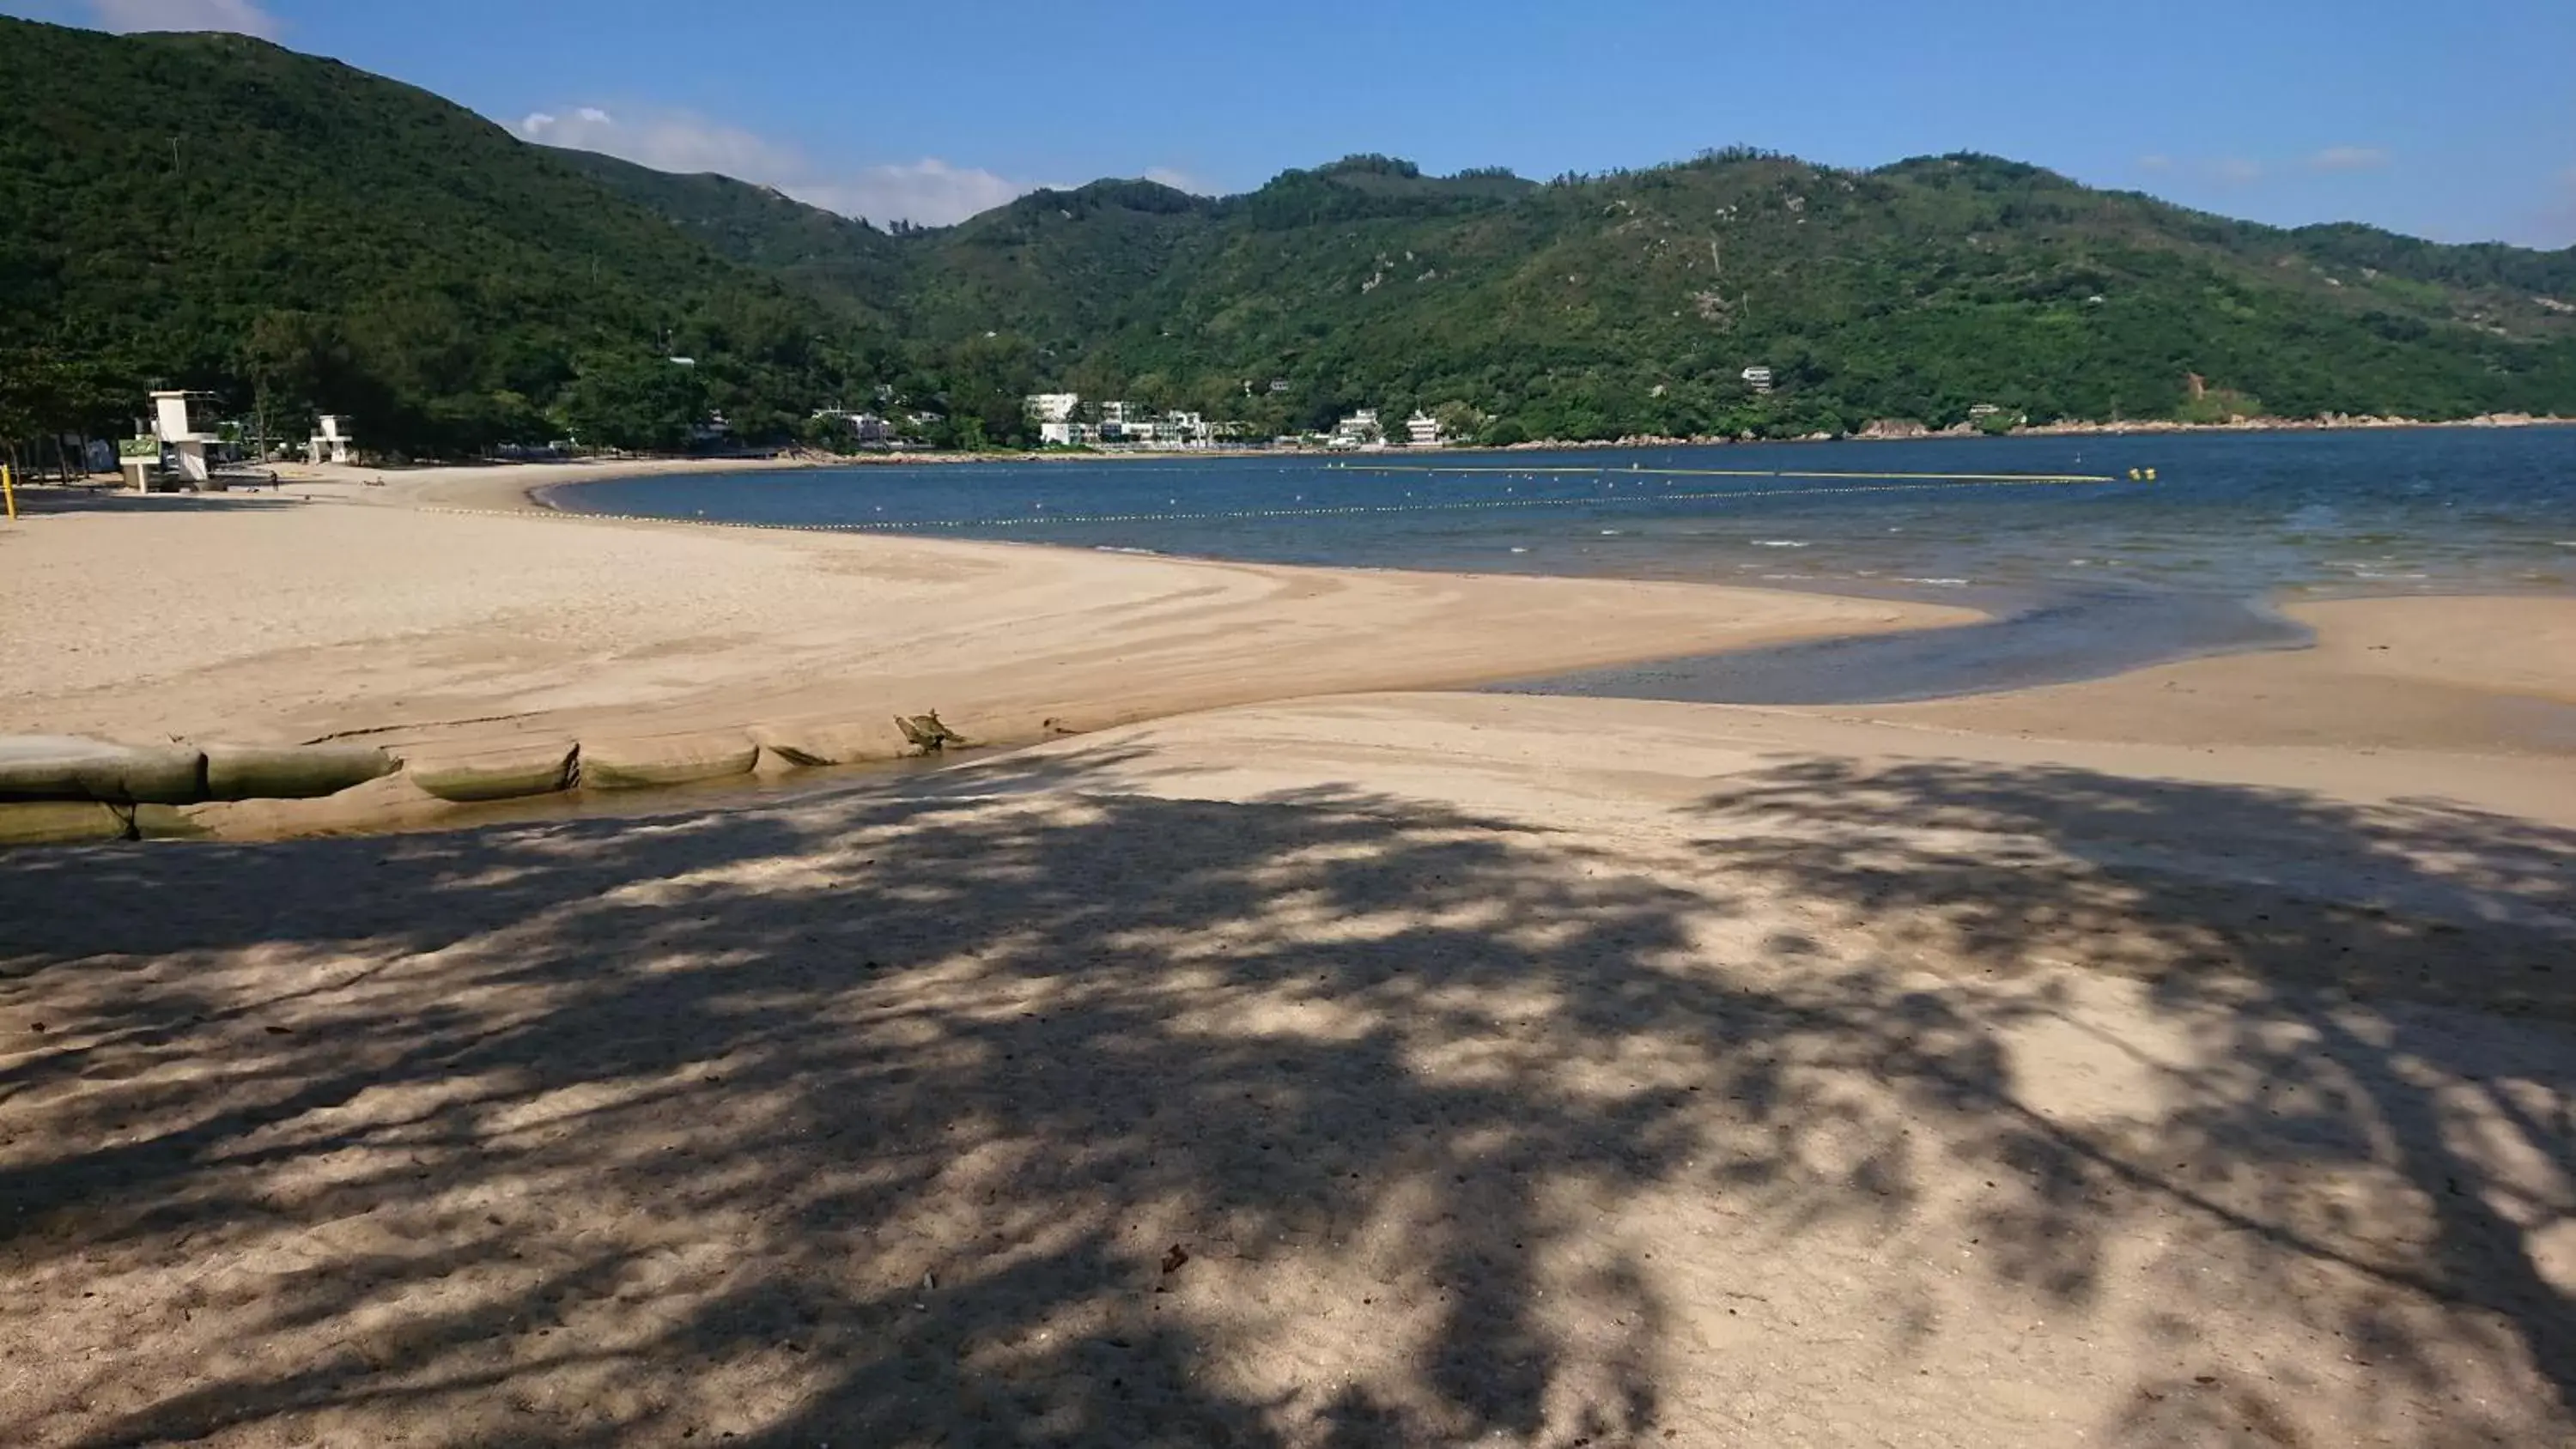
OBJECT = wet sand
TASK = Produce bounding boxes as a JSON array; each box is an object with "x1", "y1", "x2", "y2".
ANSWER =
[{"x1": 1862, "y1": 595, "x2": 2576, "y2": 753}]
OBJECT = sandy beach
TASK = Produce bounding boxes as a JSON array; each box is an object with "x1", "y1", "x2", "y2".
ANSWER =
[
  {"x1": 2, "y1": 470, "x2": 2571, "y2": 1446},
  {"x1": 0, "y1": 467, "x2": 1961, "y2": 759}
]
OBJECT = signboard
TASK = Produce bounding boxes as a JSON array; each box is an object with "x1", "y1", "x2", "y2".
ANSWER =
[{"x1": 118, "y1": 437, "x2": 159, "y2": 459}]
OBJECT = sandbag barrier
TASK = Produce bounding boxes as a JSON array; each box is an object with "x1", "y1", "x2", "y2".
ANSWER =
[
  {"x1": 405, "y1": 741, "x2": 580, "y2": 803},
  {"x1": 1, "y1": 718, "x2": 975, "y2": 844}
]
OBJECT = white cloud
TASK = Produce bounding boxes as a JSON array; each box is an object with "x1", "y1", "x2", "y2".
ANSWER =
[
  {"x1": 2136, "y1": 154, "x2": 2173, "y2": 173},
  {"x1": 516, "y1": 103, "x2": 1092, "y2": 227},
  {"x1": 88, "y1": 0, "x2": 279, "y2": 37},
  {"x1": 2308, "y1": 146, "x2": 2391, "y2": 173},
  {"x1": 2211, "y1": 156, "x2": 2264, "y2": 185},
  {"x1": 519, "y1": 106, "x2": 805, "y2": 185},
  {"x1": 799, "y1": 160, "x2": 1046, "y2": 227}
]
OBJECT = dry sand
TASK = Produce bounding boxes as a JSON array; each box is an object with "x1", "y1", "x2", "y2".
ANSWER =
[
  {"x1": 2, "y1": 693, "x2": 2571, "y2": 1446},
  {"x1": 0, "y1": 472, "x2": 1959, "y2": 753},
  {"x1": 2, "y1": 472, "x2": 2572, "y2": 1446}
]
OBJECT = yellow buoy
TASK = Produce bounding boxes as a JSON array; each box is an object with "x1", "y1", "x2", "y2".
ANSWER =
[{"x1": 2144, "y1": 467, "x2": 2158, "y2": 482}]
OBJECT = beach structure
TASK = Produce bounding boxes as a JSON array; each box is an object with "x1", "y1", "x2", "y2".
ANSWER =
[
  {"x1": 149, "y1": 391, "x2": 218, "y2": 488},
  {"x1": 307, "y1": 414, "x2": 355, "y2": 465}
]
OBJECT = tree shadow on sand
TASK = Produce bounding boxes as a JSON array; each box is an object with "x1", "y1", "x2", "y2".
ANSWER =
[{"x1": 0, "y1": 748, "x2": 2567, "y2": 1446}]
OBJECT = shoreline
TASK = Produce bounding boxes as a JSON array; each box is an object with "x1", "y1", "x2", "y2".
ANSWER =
[
  {"x1": 9, "y1": 453, "x2": 2572, "y2": 841},
  {"x1": 1, "y1": 471, "x2": 1979, "y2": 834},
  {"x1": 252, "y1": 409, "x2": 2576, "y2": 508},
  {"x1": 513, "y1": 447, "x2": 2576, "y2": 714}
]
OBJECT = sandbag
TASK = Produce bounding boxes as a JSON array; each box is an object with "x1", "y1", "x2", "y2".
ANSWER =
[
  {"x1": 0, "y1": 801, "x2": 131, "y2": 846},
  {"x1": 0, "y1": 736, "x2": 205, "y2": 804},
  {"x1": 579, "y1": 731, "x2": 760, "y2": 790},
  {"x1": 204, "y1": 743, "x2": 398, "y2": 801},
  {"x1": 408, "y1": 741, "x2": 579, "y2": 803},
  {"x1": 748, "y1": 719, "x2": 912, "y2": 768}
]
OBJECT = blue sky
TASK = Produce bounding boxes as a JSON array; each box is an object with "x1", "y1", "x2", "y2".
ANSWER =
[{"x1": 12, "y1": 0, "x2": 2575, "y2": 243}]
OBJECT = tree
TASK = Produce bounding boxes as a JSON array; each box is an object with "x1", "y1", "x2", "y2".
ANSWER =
[{"x1": 557, "y1": 357, "x2": 708, "y2": 452}]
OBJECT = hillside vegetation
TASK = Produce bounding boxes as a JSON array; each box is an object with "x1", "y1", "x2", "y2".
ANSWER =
[
  {"x1": 4, "y1": 16, "x2": 2572, "y2": 456},
  {"x1": 0, "y1": 18, "x2": 896, "y2": 456}
]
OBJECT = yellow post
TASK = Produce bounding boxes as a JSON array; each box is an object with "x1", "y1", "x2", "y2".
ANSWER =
[{"x1": 3, "y1": 464, "x2": 15, "y2": 522}]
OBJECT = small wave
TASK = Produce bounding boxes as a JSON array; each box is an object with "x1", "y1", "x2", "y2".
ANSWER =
[
  {"x1": 1899, "y1": 577, "x2": 1971, "y2": 587},
  {"x1": 1599, "y1": 530, "x2": 1622, "y2": 537},
  {"x1": 1751, "y1": 540, "x2": 1810, "y2": 549},
  {"x1": 1509, "y1": 546, "x2": 1530, "y2": 555},
  {"x1": 1093, "y1": 545, "x2": 1163, "y2": 557}
]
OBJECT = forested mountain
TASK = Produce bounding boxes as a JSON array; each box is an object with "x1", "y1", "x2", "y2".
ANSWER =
[
  {"x1": 3, "y1": 15, "x2": 2573, "y2": 457},
  {"x1": 0, "y1": 17, "x2": 900, "y2": 454}
]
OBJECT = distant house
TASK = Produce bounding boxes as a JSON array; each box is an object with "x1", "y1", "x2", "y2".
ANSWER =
[
  {"x1": 1741, "y1": 367, "x2": 1776, "y2": 395},
  {"x1": 1404, "y1": 411, "x2": 1442, "y2": 446},
  {"x1": 1967, "y1": 403, "x2": 2002, "y2": 419},
  {"x1": 1330, "y1": 408, "x2": 1383, "y2": 449},
  {"x1": 1025, "y1": 391, "x2": 1083, "y2": 446},
  {"x1": 1098, "y1": 401, "x2": 1150, "y2": 444},
  {"x1": 811, "y1": 408, "x2": 896, "y2": 445}
]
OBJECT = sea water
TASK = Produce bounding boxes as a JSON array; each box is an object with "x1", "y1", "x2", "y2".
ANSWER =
[{"x1": 556, "y1": 427, "x2": 2576, "y2": 703}]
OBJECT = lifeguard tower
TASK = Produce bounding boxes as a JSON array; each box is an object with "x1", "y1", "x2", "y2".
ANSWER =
[
  {"x1": 143, "y1": 391, "x2": 219, "y2": 490},
  {"x1": 307, "y1": 415, "x2": 354, "y2": 465}
]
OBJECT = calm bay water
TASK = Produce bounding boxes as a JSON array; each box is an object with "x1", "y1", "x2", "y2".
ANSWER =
[{"x1": 557, "y1": 427, "x2": 2576, "y2": 703}]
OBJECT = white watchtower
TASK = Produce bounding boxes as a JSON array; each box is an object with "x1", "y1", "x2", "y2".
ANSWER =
[
  {"x1": 149, "y1": 391, "x2": 219, "y2": 488},
  {"x1": 307, "y1": 415, "x2": 355, "y2": 465}
]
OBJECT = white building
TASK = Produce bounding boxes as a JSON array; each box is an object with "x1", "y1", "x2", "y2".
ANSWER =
[
  {"x1": 1741, "y1": 367, "x2": 1776, "y2": 395},
  {"x1": 1098, "y1": 402, "x2": 1145, "y2": 444},
  {"x1": 812, "y1": 408, "x2": 896, "y2": 445},
  {"x1": 1330, "y1": 409, "x2": 1383, "y2": 448},
  {"x1": 1025, "y1": 392, "x2": 1083, "y2": 446},
  {"x1": 1404, "y1": 411, "x2": 1442, "y2": 447}
]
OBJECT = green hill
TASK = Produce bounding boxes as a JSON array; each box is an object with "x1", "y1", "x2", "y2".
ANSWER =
[
  {"x1": 0, "y1": 15, "x2": 891, "y2": 456},
  {"x1": 550, "y1": 149, "x2": 908, "y2": 326},
  {"x1": 3, "y1": 15, "x2": 2572, "y2": 457},
  {"x1": 575, "y1": 143, "x2": 2576, "y2": 442}
]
